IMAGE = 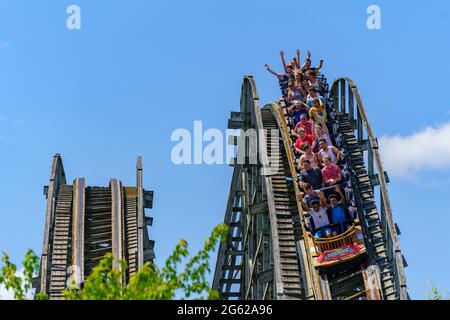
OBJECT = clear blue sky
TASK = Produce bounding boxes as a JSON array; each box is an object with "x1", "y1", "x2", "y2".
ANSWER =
[{"x1": 1, "y1": 0, "x2": 449, "y2": 299}]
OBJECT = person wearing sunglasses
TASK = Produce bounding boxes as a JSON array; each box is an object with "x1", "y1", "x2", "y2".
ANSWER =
[{"x1": 305, "y1": 198, "x2": 334, "y2": 238}]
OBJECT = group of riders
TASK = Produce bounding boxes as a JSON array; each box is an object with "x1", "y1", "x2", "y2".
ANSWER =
[{"x1": 265, "y1": 49, "x2": 359, "y2": 239}]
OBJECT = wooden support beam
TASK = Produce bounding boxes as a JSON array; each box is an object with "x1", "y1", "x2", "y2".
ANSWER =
[
  {"x1": 345, "y1": 289, "x2": 368, "y2": 300},
  {"x1": 110, "y1": 179, "x2": 124, "y2": 275},
  {"x1": 245, "y1": 234, "x2": 264, "y2": 299},
  {"x1": 348, "y1": 84, "x2": 354, "y2": 120},
  {"x1": 228, "y1": 135, "x2": 239, "y2": 146},
  {"x1": 143, "y1": 190, "x2": 153, "y2": 209},
  {"x1": 227, "y1": 250, "x2": 245, "y2": 256},
  {"x1": 228, "y1": 112, "x2": 245, "y2": 129},
  {"x1": 222, "y1": 265, "x2": 242, "y2": 271},
  {"x1": 220, "y1": 292, "x2": 242, "y2": 298},
  {"x1": 145, "y1": 216, "x2": 153, "y2": 226},
  {"x1": 249, "y1": 202, "x2": 268, "y2": 215},
  {"x1": 319, "y1": 273, "x2": 332, "y2": 300},
  {"x1": 362, "y1": 265, "x2": 382, "y2": 300},
  {"x1": 43, "y1": 186, "x2": 49, "y2": 197},
  {"x1": 136, "y1": 156, "x2": 144, "y2": 270},
  {"x1": 370, "y1": 171, "x2": 390, "y2": 187},
  {"x1": 257, "y1": 269, "x2": 274, "y2": 284},
  {"x1": 220, "y1": 278, "x2": 241, "y2": 284},
  {"x1": 71, "y1": 178, "x2": 85, "y2": 288},
  {"x1": 340, "y1": 79, "x2": 346, "y2": 113}
]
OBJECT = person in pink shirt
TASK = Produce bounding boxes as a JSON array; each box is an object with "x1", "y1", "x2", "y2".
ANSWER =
[
  {"x1": 294, "y1": 114, "x2": 313, "y2": 136},
  {"x1": 322, "y1": 155, "x2": 342, "y2": 186}
]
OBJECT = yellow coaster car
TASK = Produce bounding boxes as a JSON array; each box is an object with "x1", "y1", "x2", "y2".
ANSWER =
[{"x1": 306, "y1": 220, "x2": 367, "y2": 269}]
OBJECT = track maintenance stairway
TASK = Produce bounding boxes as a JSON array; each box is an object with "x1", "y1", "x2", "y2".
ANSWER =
[{"x1": 336, "y1": 114, "x2": 396, "y2": 299}]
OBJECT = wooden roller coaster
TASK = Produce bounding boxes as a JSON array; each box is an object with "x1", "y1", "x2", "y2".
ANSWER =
[
  {"x1": 34, "y1": 155, "x2": 155, "y2": 299},
  {"x1": 213, "y1": 75, "x2": 408, "y2": 300},
  {"x1": 33, "y1": 72, "x2": 407, "y2": 301}
]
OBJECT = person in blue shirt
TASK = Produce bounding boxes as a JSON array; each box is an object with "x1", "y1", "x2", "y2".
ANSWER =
[
  {"x1": 288, "y1": 100, "x2": 309, "y2": 124},
  {"x1": 326, "y1": 188, "x2": 353, "y2": 235}
]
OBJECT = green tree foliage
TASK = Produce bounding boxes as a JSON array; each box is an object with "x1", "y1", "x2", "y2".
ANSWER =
[
  {"x1": 0, "y1": 249, "x2": 39, "y2": 300},
  {"x1": 1, "y1": 224, "x2": 228, "y2": 300},
  {"x1": 427, "y1": 282, "x2": 449, "y2": 300}
]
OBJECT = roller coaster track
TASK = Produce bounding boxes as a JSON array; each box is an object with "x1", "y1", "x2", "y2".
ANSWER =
[
  {"x1": 213, "y1": 76, "x2": 408, "y2": 300},
  {"x1": 35, "y1": 155, "x2": 155, "y2": 299}
]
